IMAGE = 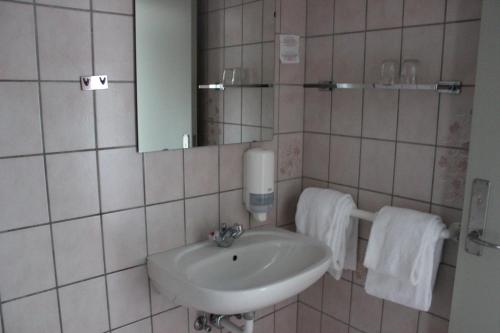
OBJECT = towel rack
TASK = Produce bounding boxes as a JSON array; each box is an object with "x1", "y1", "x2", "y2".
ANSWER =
[{"x1": 350, "y1": 208, "x2": 457, "y2": 240}]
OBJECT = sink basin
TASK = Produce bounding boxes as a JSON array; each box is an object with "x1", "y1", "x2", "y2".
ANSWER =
[{"x1": 147, "y1": 228, "x2": 332, "y2": 314}]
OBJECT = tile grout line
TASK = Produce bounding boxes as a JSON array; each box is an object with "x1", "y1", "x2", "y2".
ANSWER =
[
  {"x1": 88, "y1": 1, "x2": 113, "y2": 330},
  {"x1": 32, "y1": 2, "x2": 65, "y2": 332}
]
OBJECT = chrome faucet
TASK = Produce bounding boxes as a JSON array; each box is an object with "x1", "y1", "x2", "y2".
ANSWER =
[{"x1": 213, "y1": 223, "x2": 245, "y2": 248}]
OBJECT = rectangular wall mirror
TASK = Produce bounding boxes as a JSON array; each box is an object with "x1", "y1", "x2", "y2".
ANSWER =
[{"x1": 136, "y1": 0, "x2": 276, "y2": 152}]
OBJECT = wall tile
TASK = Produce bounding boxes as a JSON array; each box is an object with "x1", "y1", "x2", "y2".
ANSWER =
[
  {"x1": 417, "y1": 313, "x2": 448, "y2": 333},
  {"x1": 330, "y1": 136, "x2": 361, "y2": 187},
  {"x1": 220, "y1": 189, "x2": 250, "y2": 228},
  {"x1": 437, "y1": 87, "x2": 473, "y2": 149},
  {"x1": 144, "y1": 150, "x2": 184, "y2": 204},
  {"x1": 93, "y1": 13, "x2": 134, "y2": 81},
  {"x1": 0, "y1": 156, "x2": 48, "y2": 232},
  {"x1": 242, "y1": 88, "x2": 262, "y2": 125},
  {"x1": 322, "y1": 315, "x2": 349, "y2": 332},
  {"x1": 281, "y1": 0, "x2": 306, "y2": 35},
  {"x1": 185, "y1": 194, "x2": 219, "y2": 244},
  {"x1": 353, "y1": 239, "x2": 368, "y2": 284},
  {"x1": 277, "y1": 178, "x2": 302, "y2": 226},
  {"x1": 263, "y1": 0, "x2": 275, "y2": 41},
  {"x1": 442, "y1": 21, "x2": 481, "y2": 85},
  {"x1": 153, "y1": 307, "x2": 189, "y2": 333},
  {"x1": 432, "y1": 148, "x2": 468, "y2": 209},
  {"x1": 93, "y1": 0, "x2": 133, "y2": 14},
  {"x1": 303, "y1": 133, "x2": 330, "y2": 181},
  {"x1": 103, "y1": 208, "x2": 147, "y2": 271},
  {"x1": 99, "y1": 148, "x2": 144, "y2": 212},
  {"x1": 297, "y1": 303, "x2": 321, "y2": 333},
  {"x1": 207, "y1": 10, "x2": 224, "y2": 49},
  {"x1": 47, "y1": 151, "x2": 100, "y2": 220},
  {"x1": 225, "y1": 6, "x2": 242, "y2": 46},
  {"x1": 429, "y1": 265, "x2": 455, "y2": 319},
  {"x1": 3, "y1": 290, "x2": 60, "y2": 333},
  {"x1": 304, "y1": 89, "x2": 331, "y2": 133},
  {"x1": 367, "y1": 0, "x2": 404, "y2": 29},
  {"x1": 404, "y1": 0, "x2": 445, "y2": 26},
  {"x1": 113, "y1": 319, "x2": 151, "y2": 333},
  {"x1": 42, "y1": 83, "x2": 95, "y2": 152},
  {"x1": 392, "y1": 197, "x2": 430, "y2": 212},
  {"x1": 397, "y1": 91, "x2": 439, "y2": 145},
  {"x1": 243, "y1": 1, "x2": 263, "y2": 44},
  {"x1": 360, "y1": 139, "x2": 396, "y2": 194},
  {"x1": 365, "y1": 29, "x2": 402, "y2": 83},
  {"x1": 107, "y1": 266, "x2": 150, "y2": 328},
  {"x1": 37, "y1": 7, "x2": 92, "y2": 80},
  {"x1": 53, "y1": 216, "x2": 104, "y2": 284},
  {"x1": 0, "y1": 226, "x2": 55, "y2": 300},
  {"x1": 275, "y1": 303, "x2": 297, "y2": 333},
  {"x1": 331, "y1": 90, "x2": 363, "y2": 137},
  {"x1": 306, "y1": 36, "x2": 333, "y2": 83},
  {"x1": 334, "y1": 0, "x2": 366, "y2": 33},
  {"x1": 402, "y1": 25, "x2": 444, "y2": 83},
  {"x1": 394, "y1": 143, "x2": 435, "y2": 202},
  {"x1": 278, "y1": 133, "x2": 303, "y2": 180},
  {"x1": 184, "y1": 146, "x2": 219, "y2": 197},
  {"x1": 362, "y1": 90, "x2": 398, "y2": 140},
  {"x1": 59, "y1": 277, "x2": 109, "y2": 333},
  {"x1": 0, "y1": 82, "x2": 42, "y2": 157},
  {"x1": 146, "y1": 200, "x2": 185, "y2": 255},
  {"x1": 96, "y1": 83, "x2": 136, "y2": 148},
  {"x1": 333, "y1": 33, "x2": 365, "y2": 83},
  {"x1": 279, "y1": 86, "x2": 304, "y2": 133},
  {"x1": 0, "y1": 2, "x2": 38, "y2": 79},
  {"x1": 381, "y1": 301, "x2": 418, "y2": 333},
  {"x1": 322, "y1": 274, "x2": 351, "y2": 322},
  {"x1": 299, "y1": 276, "x2": 323, "y2": 310},
  {"x1": 254, "y1": 313, "x2": 274, "y2": 333},
  {"x1": 150, "y1": 285, "x2": 176, "y2": 316},
  {"x1": 446, "y1": 0, "x2": 482, "y2": 21},
  {"x1": 220, "y1": 143, "x2": 249, "y2": 191},
  {"x1": 37, "y1": 0, "x2": 89, "y2": 9},
  {"x1": 307, "y1": 0, "x2": 334, "y2": 36},
  {"x1": 350, "y1": 284, "x2": 383, "y2": 333}
]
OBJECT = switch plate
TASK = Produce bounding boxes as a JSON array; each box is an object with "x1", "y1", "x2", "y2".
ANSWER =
[{"x1": 80, "y1": 75, "x2": 108, "y2": 91}]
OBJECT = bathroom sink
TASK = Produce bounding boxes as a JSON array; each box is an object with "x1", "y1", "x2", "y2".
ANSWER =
[{"x1": 147, "y1": 228, "x2": 332, "y2": 314}]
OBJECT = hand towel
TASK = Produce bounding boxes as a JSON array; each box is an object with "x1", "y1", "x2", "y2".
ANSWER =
[
  {"x1": 295, "y1": 188, "x2": 358, "y2": 280},
  {"x1": 363, "y1": 206, "x2": 446, "y2": 311}
]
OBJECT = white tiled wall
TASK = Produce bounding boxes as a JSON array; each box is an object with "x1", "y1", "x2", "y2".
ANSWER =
[
  {"x1": 0, "y1": 0, "x2": 303, "y2": 332},
  {"x1": 300, "y1": 0, "x2": 481, "y2": 332}
]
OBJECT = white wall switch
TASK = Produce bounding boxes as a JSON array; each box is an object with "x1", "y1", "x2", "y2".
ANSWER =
[{"x1": 80, "y1": 75, "x2": 109, "y2": 91}]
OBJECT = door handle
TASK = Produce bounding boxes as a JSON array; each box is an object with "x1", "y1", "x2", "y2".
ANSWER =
[{"x1": 467, "y1": 229, "x2": 500, "y2": 250}]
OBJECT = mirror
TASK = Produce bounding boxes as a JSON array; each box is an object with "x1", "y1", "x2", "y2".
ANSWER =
[{"x1": 136, "y1": 0, "x2": 276, "y2": 152}]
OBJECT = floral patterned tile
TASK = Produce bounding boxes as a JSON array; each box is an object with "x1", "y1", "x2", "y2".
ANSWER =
[{"x1": 432, "y1": 148, "x2": 468, "y2": 209}]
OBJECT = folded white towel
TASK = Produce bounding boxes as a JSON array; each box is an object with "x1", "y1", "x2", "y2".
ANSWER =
[
  {"x1": 364, "y1": 206, "x2": 446, "y2": 311},
  {"x1": 295, "y1": 188, "x2": 358, "y2": 280}
]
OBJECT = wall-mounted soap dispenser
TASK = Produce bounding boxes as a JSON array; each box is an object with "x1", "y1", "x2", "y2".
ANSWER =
[{"x1": 243, "y1": 148, "x2": 275, "y2": 222}]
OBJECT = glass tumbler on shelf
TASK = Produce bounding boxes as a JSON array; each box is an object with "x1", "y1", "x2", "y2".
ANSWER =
[
  {"x1": 380, "y1": 60, "x2": 399, "y2": 85},
  {"x1": 400, "y1": 59, "x2": 419, "y2": 85}
]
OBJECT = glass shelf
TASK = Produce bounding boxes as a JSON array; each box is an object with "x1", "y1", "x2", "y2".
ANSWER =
[
  {"x1": 198, "y1": 83, "x2": 274, "y2": 91},
  {"x1": 303, "y1": 81, "x2": 462, "y2": 95}
]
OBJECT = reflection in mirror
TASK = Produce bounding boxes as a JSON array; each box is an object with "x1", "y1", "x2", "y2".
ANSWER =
[
  {"x1": 197, "y1": 0, "x2": 275, "y2": 145},
  {"x1": 136, "y1": 0, "x2": 276, "y2": 152}
]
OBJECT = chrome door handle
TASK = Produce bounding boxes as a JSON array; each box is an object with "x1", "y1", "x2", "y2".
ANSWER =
[{"x1": 467, "y1": 229, "x2": 500, "y2": 250}]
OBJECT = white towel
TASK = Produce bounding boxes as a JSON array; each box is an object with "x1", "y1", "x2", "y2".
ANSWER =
[
  {"x1": 364, "y1": 206, "x2": 446, "y2": 311},
  {"x1": 295, "y1": 188, "x2": 358, "y2": 280}
]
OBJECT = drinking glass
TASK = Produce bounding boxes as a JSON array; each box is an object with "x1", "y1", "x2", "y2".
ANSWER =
[
  {"x1": 400, "y1": 59, "x2": 419, "y2": 85},
  {"x1": 380, "y1": 60, "x2": 399, "y2": 85}
]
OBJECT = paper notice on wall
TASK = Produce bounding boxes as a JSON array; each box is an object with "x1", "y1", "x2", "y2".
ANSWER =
[{"x1": 279, "y1": 34, "x2": 300, "y2": 64}]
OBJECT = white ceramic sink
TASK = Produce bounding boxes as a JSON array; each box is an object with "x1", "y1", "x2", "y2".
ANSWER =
[{"x1": 147, "y1": 228, "x2": 332, "y2": 314}]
